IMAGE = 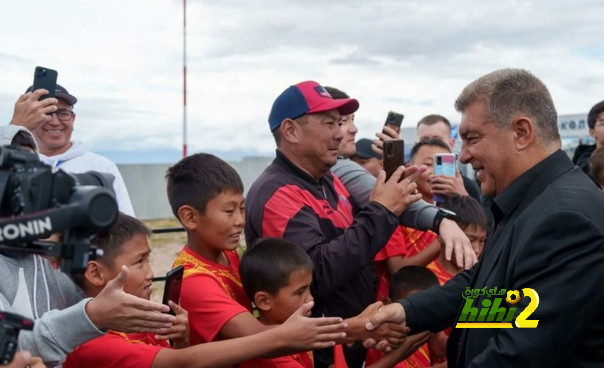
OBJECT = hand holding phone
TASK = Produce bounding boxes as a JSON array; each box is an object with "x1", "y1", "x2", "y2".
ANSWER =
[
  {"x1": 32, "y1": 66, "x2": 58, "y2": 101},
  {"x1": 384, "y1": 111, "x2": 404, "y2": 134},
  {"x1": 162, "y1": 265, "x2": 184, "y2": 316},
  {"x1": 433, "y1": 153, "x2": 457, "y2": 202}
]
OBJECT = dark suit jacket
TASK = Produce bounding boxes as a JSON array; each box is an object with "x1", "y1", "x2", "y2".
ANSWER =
[{"x1": 401, "y1": 150, "x2": 604, "y2": 367}]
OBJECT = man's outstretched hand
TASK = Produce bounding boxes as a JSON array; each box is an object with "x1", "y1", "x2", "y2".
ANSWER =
[
  {"x1": 363, "y1": 303, "x2": 407, "y2": 352},
  {"x1": 85, "y1": 266, "x2": 175, "y2": 333}
]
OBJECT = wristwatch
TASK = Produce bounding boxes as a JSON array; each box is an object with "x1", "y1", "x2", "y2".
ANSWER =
[{"x1": 432, "y1": 208, "x2": 457, "y2": 233}]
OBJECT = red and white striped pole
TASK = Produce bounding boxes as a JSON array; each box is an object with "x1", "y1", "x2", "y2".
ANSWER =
[{"x1": 182, "y1": 0, "x2": 188, "y2": 158}]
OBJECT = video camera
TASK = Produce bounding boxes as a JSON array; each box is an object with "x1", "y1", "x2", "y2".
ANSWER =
[
  {"x1": 0, "y1": 145, "x2": 118, "y2": 274},
  {"x1": 0, "y1": 145, "x2": 118, "y2": 366}
]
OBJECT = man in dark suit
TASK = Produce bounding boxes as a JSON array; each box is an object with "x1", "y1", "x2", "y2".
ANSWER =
[{"x1": 366, "y1": 68, "x2": 604, "y2": 367}]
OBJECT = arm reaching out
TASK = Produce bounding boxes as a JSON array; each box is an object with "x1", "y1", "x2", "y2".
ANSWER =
[
  {"x1": 85, "y1": 266, "x2": 174, "y2": 332},
  {"x1": 151, "y1": 301, "x2": 347, "y2": 368}
]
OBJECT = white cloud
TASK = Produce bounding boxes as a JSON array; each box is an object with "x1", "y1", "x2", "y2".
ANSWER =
[{"x1": 1, "y1": 0, "x2": 603, "y2": 159}]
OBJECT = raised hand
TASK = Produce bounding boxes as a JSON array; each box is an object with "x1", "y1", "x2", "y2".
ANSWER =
[
  {"x1": 9, "y1": 90, "x2": 57, "y2": 132},
  {"x1": 372, "y1": 125, "x2": 400, "y2": 156},
  {"x1": 85, "y1": 266, "x2": 174, "y2": 333},
  {"x1": 430, "y1": 167, "x2": 468, "y2": 197},
  {"x1": 370, "y1": 166, "x2": 425, "y2": 216}
]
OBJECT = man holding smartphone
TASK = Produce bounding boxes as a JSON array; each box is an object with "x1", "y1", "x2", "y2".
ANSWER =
[
  {"x1": 11, "y1": 82, "x2": 134, "y2": 216},
  {"x1": 246, "y1": 81, "x2": 477, "y2": 368},
  {"x1": 416, "y1": 114, "x2": 481, "y2": 202}
]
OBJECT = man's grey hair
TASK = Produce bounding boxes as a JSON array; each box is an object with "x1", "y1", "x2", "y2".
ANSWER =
[{"x1": 454, "y1": 68, "x2": 560, "y2": 145}]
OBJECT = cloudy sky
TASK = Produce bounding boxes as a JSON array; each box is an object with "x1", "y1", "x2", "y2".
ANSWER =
[{"x1": 1, "y1": 0, "x2": 602, "y2": 162}]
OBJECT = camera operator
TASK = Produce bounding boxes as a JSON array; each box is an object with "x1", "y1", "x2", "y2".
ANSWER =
[{"x1": 0, "y1": 124, "x2": 175, "y2": 367}]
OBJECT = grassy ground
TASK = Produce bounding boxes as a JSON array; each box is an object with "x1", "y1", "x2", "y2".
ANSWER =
[{"x1": 144, "y1": 218, "x2": 187, "y2": 303}]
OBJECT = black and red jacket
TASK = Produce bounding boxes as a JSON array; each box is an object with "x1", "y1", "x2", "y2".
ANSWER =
[{"x1": 245, "y1": 150, "x2": 399, "y2": 367}]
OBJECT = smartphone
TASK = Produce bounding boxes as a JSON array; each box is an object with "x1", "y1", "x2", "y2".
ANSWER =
[
  {"x1": 32, "y1": 66, "x2": 58, "y2": 101},
  {"x1": 162, "y1": 265, "x2": 184, "y2": 315},
  {"x1": 383, "y1": 139, "x2": 405, "y2": 181},
  {"x1": 433, "y1": 153, "x2": 457, "y2": 202},
  {"x1": 384, "y1": 111, "x2": 404, "y2": 134}
]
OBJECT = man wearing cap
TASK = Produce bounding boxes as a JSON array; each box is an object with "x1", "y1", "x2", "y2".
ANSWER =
[
  {"x1": 351, "y1": 138, "x2": 383, "y2": 177},
  {"x1": 11, "y1": 85, "x2": 134, "y2": 216},
  {"x1": 245, "y1": 81, "x2": 476, "y2": 368}
]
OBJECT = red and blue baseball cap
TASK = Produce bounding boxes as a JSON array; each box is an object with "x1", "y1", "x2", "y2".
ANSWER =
[{"x1": 268, "y1": 81, "x2": 359, "y2": 132}]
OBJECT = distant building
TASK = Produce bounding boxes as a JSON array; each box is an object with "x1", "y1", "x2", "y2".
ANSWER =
[{"x1": 557, "y1": 113, "x2": 592, "y2": 156}]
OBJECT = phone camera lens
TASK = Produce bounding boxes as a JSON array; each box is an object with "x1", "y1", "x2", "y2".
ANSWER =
[{"x1": 386, "y1": 144, "x2": 392, "y2": 157}]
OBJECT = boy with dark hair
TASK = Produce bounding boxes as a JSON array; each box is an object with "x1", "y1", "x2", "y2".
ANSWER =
[
  {"x1": 239, "y1": 237, "x2": 316, "y2": 368},
  {"x1": 240, "y1": 239, "x2": 430, "y2": 368},
  {"x1": 165, "y1": 153, "x2": 255, "y2": 347},
  {"x1": 387, "y1": 266, "x2": 445, "y2": 368},
  {"x1": 427, "y1": 195, "x2": 487, "y2": 285},
  {"x1": 573, "y1": 100, "x2": 604, "y2": 174},
  {"x1": 64, "y1": 213, "x2": 346, "y2": 368}
]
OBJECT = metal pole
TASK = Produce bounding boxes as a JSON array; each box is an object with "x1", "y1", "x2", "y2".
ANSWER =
[{"x1": 182, "y1": 0, "x2": 188, "y2": 158}]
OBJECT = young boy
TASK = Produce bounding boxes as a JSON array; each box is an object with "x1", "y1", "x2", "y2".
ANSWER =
[
  {"x1": 388, "y1": 266, "x2": 444, "y2": 368},
  {"x1": 427, "y1": 195, "x2": 487, "y2": 285},
  {"x1": 166, "y1": 153, "x2": 258, "y2": 347},
  {"x1": 63, "y1": 213, "x2": 347, "y2": 368},
  {"x1": 238, "y1": 237, "x2": 316, "y2": 368}
]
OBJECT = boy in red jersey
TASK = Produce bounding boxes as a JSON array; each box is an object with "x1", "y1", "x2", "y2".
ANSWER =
[
  {"x1": 64, "y1": 213, "x2": 347, "y2": 368},
  {"x1": 238, "y1": 237, "x2": 317, "y2": 368},
  {"x1": 427, "y1": 195, "x2": 487, "y2": 285}
]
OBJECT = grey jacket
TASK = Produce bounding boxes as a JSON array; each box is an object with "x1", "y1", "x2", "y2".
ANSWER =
[
  {"x1": 0, "y1": 126, "x2": 103, "y2": 366},
  {"x1": 331, "y1": 158, "x2": 438, "y2": 230}
]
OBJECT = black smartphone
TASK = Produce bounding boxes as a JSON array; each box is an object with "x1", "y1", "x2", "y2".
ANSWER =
[
  {"x1": 383, "y1": 139, "x2": 405, "y2": 181},
  {"x1": 32, "y1": 66, "x2": 58, "y2": 101},
  {"x1": 384, "y1": 111, "x2": 404, "y2": 134},
  {"x1": 162, "y1": 265, "x2": 184, "y2": 315}
]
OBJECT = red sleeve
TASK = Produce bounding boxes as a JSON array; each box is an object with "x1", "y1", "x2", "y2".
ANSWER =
[
  {"x1": 181, "y1": 273, "x2": 249, "y2": 344},
  {"x1": 374, "y1": 225, "x2": 408, "y2": 261},
  {"x1": 63, "y1": 334, "x2": 162, "y2": 368}
]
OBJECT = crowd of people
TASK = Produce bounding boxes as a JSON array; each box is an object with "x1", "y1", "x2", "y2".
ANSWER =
[{"x1": 1, "y1": 68, "x2": 603, "y2": 368}]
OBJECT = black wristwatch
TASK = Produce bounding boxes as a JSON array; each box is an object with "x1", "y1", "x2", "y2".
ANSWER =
[{"x1": 432, "y1": 208, "x2": 457, "y2": 233}]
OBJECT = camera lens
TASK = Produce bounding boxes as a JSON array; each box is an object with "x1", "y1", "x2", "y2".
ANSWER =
[{"x1": 386, "y1": 143, "x2": 392, "y2": 157}]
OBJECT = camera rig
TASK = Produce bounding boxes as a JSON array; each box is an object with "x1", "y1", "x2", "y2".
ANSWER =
[
  {"x1": 0, "y1": 145, "x2": 119, "y2": 364},
  {"x1": 0, "y1": 145, "x2": 118, "y2": 274}
]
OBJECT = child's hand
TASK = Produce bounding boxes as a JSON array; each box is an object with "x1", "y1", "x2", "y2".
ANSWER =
[
  {"x1": 155, "y1": 301, "x2": 190, "y2": 348},
  {"x1": 277, "y1": 301, "x2": 347, "y2": 351}
]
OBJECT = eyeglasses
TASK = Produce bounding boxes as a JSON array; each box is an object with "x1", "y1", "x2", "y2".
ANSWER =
[{"x1": 50, "y1": 109, "x2": 74, "y2": 122}]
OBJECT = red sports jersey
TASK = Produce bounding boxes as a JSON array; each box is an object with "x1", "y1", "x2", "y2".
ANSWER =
[
  {"x1": 172, "y1": 246, "x2": 252, "y2": 346},
  {"x1": 63, "y1": 331, "x2": 170, "y2": 368},
  {"x1": 426, "y1": 259, "x2": 455, "y2": 286},
  {"x1": 374, "y1": 226, "x2": 437, "y2": 302}
]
